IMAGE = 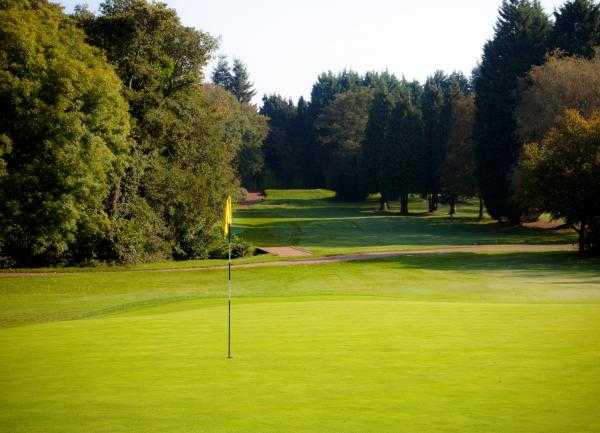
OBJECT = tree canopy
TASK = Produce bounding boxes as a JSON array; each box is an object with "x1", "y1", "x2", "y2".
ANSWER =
[
  {"x1": 519, "y1": 110, "x2": 600, "y2": 254},
  {"x1": 474, "y1": 0, "x2": 552, "y2": 224},
  {"x1": 552, "y1": 0, "x2": 600, "y2": 58},
  {"x1": 0, "y1": 0, "x2": 131, "y2": 265}
]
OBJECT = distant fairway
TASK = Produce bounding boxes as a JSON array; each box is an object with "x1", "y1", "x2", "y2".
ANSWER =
[
  {"x1": 1, "y1": 190, "x2": 599, "y2": 433},
  {"x1": 236, "y1": 189, "x2": 575, "y2": 256}
]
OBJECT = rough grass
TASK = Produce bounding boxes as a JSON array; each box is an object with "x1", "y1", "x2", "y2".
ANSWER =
[{"x1": 0, "y1": 190, "x2": 598, "y2": 433}]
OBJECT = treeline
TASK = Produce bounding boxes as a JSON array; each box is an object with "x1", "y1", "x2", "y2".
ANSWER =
[
  {"x1": 0, "y1": 0, "x2": 265, "y2": 265},
  {"x1": 257, "y1": 0, "x2": 600, "y2": 254}
]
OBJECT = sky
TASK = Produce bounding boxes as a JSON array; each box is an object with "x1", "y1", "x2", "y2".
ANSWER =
[{"x1": 58, "y1": 0, "x2": 565, "y2": 104}]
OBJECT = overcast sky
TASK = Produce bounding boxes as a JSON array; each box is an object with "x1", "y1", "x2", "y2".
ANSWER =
[{"x1": 58, "y1": 0, "x2": 565, "y2": 104}]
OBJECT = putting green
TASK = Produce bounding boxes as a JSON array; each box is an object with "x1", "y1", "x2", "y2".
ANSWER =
[{"x1": 1, "y1": 297, "x2": 599, "y2": 433}]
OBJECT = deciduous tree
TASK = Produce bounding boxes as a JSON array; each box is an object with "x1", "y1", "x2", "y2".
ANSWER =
[
  {"x1": 518, "y1": 52, "x2": 600, "y2": 141},
  {"x1": 0, "y1": 0, "x2": 131, "y2": 265},
  {"x1": 519, "y1": 110, "x2": 600, "y2": 254}
]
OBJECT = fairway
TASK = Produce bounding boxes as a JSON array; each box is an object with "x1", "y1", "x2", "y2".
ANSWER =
[
  {"x1": 237, "y1": 190, "x2": 575, "y2": 256},
  {"x1": 1, "y1": 191, "x2": 600, "y2": 433}
]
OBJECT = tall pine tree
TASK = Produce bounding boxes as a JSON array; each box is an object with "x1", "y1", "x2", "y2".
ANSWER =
[
  {"x1": 421, "y1": 71, "x2": 450, "y2": 212},
  {"x1": 211, "y1": 55, "x2": 233, "y2": 89},
  {"x1": 383, "y1": 98, "x2": 425, "y2": 215},
  {"x1": 360, "y1": 91, "x2": 394, "y2": 210},
  {"x1": 474, "y1": 0, "x2": 551, "y2": 223},
  {"x1": 231, "y1": 59, "x2": 256, "y2": 103}
]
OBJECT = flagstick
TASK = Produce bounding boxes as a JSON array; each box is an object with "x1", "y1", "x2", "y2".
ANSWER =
[{"x1": 227, "y1": 222, "x2": 232, "y2": 359}]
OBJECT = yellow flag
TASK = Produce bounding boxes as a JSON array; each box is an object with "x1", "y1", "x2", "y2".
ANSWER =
[{"x1": 223, "y1": 195, "x2": 232, "y2": 237}]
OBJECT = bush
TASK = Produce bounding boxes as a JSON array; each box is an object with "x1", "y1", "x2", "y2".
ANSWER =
[
  {"x1": 109, "y1": 198, "x2": 171, "y2": 264},
  {"x1": 208, "y1": 233, "x2": 253, "y2": 259}
]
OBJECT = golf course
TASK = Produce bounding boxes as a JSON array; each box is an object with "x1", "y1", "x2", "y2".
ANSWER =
[{"x1": 1, "y1": 190, "x2": 599, "y2": 433}]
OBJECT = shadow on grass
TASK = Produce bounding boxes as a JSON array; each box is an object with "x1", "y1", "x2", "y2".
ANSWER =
[
  {"x1": 349, "y1": 251, "x2": 600, "y2": 277},
  {"x1": 237, "y1": 215, "x2": 574, "y2": 248}
]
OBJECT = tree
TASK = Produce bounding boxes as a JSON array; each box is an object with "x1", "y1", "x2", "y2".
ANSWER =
[
  {"x1": 211, "y1": 55, "x2": 233, "y2": 89},
  {"x1": 360, "y1": 91, "x2": 394, "y2": 209},
  {"x1": 78, "y1": 0, "x2": 217, "y2": 115},
  {"x1": 140, "y1": 85, "x2": 238, "y2": 260},
  {"x1": 260, "y1": 95, "x2": 300, "y2": 186},
  {"x1": 421, "y1": 71, "x2": 450, "y2": 212},
  {"x1": 0, "y1": 0, "x2": 131, "y2": 265},
  {"x1": 230, "y1": 59, "x2": 256, "y2": 104},
  {"x1": 519, "y1": 110, "x2": 600, "y2": 254},
  {"x1": 474, "y1": 0, "x2": 551, "y2": 224},
  {"x1": 76, "y1": 0, "x2": 238, "y2": 262},
  {"x1": 552, "y1": 0, "x2": 600, "y2": 58},
  {"x1": 440, "y1": 95, "x2": 480, "y2": 217},
  {"x1": 204, "y1": 85, "x2": 268, "y2": 190},
  {"x1": 294, "y1": 96, "x2": 314, "y2": 186},
  {"x1": 307, "y1": 70, "x2": 407, "y2": 190},
  {"x1": 419, "y1": 71, "x2": 470, "y2": 213},
  {"x1": 384, "y1": 98, "x2": 425, "y2": 215},
  {"x1": 518, "y1": 52, "x2": 600, "y2": 141},
  {"x1": 316, "y1": 89, "x2": 374, "y2": 201}
]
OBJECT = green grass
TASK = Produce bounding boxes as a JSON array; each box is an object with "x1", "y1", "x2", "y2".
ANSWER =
[
  {"x1": 237, "y1": 189, "x2": 575, "y2": 256},
  {"x1": 1, "y1": 190, "x2": 599, "y2": 432}
]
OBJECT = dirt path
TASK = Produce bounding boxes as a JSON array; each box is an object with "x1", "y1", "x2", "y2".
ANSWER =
[
  {"x1": 0, "y1": 244, "x2": 575, "y2": 277},
  {"x1": 238, "y1": 191, "x2": 265, "y2": 208}
]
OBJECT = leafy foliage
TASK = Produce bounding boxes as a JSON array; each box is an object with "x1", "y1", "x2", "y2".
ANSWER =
[
  {"x1": 74, "y1": 0, "x2": 248, "y2": 262},
  {"x1": 519, "y1": 110, "x2": 600, "y2": 254},
  {"x1": 204, "y1": 85, "x2": 268, "y2": 190},
  {"x1": 518, "y1": 52, "x2": 600, "y2": 141},
  {"x1": 0, "y1": 0, "x2": 131, "y2": 265}
]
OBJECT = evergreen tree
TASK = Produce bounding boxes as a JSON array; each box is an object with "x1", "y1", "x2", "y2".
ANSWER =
[
  {"x1": 421, "y1": 71, "x2": 450, "y2": 212},
  {"x1": 211, "y1": 55, "x2": 233, "y2": 89},
  {"x1": 294, "y1": 96, "x2": 314, "y2": 186},
  {"x1": 260, "y1": 95, "x2": 298, "y2": 186},
  {"x1": 383, "y1": 98, "x2": 425, "y2": 215},
  {"x1": 360, "y1": 91, "x2": 394, "y2": 210},
  {"x1": 316, "y1": 89, "x2": 373, "y2": 200},
  {"x1": 230, "y1": 59, "x2": 256, "y2": 104},
  {"x1": 474, "y1": 0, "x2": 551, "y2": 223},
  {"x1": 552, "y1": 0, "x2": 600, "y2": 58},
  {"x1": 440, "y1": 95, "x2": 479, "y2": 217}
]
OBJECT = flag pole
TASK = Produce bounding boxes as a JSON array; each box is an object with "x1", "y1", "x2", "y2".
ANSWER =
[{"x1": 227, "y1": 222, "x2": 232, "y2": 359}]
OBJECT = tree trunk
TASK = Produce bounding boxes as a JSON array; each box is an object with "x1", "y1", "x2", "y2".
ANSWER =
[
  {"x1": 478, "y1": 194, "x2": 484, "y2": 220},
  {"x1": 449, "y1": 197, "x2": 456, "y2": 218},
  {"x1": 379, "y1": 195, "x2": 388, "y2": 211},
  {"x1": 400, "y1": 194, "x2": 409, "y2": 215},
  {"x1": 578, "y1": 219, "x2": 587, "y2": 255}
]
